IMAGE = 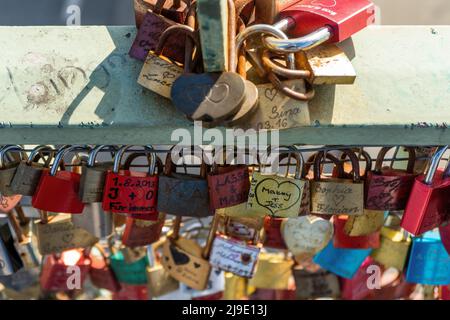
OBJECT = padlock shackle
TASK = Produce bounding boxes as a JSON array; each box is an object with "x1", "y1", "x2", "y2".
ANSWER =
[
  {"x1": 268, "y1": 145, "x2": 304, "y2": 179},
  {"x1": 27, "y1": 145, "x2": 54, "y2": 167},
  {"x1": 88, "y1": 145, "x2": 118, "y2": 167},
  {"x1": 424, "y1": 146, "x2": 449, "y2": 184},
  {"x1": 50, "y1": 145, "x2": 90, "y2": 176},
  {"x1": 374, "y1": 147, "x2": 416, "y2": 173},
  {"x1": 112, "y1": 145, "x2": 156, "y2": 175},
  {"x1": 313, "y1": 150, "x2": 360, "y2": 181},
  {"x1": 164, "y1": 146, "x2": 208, "y2": 178},
  {"x1": 338, "y1": 149, "x2": 373, "y2": 178},
  {"x1": 124, "y1": 152, "x2": 163, "y2": 175},
  {"x1": 0, "y1": 145, "x2": 26, "y2": 168},
  {"x1": 263, "y1": 23, "x2": 333, "y2": 53},
  {"x1": 236, "y1": 23, "x2": 296, "y2": 70}
]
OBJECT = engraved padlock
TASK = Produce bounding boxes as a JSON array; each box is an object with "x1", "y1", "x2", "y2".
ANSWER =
[{"x1": 0, "y1": 145, "x2": 27, "y2": 196}]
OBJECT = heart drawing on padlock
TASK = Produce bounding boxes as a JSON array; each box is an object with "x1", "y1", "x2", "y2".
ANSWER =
[
  {"x1": 333, "y1": 194, "x2": 345, "y2": 206},
  {"x1": 281, "y1": 215, "x2": 333, "y2": 258},
  {"x1": 311, "y1": 0, "x2": 337, "y2": 8},
  {"x1": 254, "y1": 178, "x2": 301, "y2": 215},
  {"x1": 264, "y1": 88, "x2": 278, "y2": 101},
  {"x1": 169, "y1": 244, "x2": 190, "y2": 265},
  {"x1": 0, "y1": 194, "x2": 22, "y2": 213}
]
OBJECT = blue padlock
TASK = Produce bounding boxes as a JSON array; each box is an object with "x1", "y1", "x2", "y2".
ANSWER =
[
  {"x1": 406, "y1": 230, "x2": 450, "y2": 285},
  {"x1": 313, "y1": 242, "x2": 372, "y2": 279}
]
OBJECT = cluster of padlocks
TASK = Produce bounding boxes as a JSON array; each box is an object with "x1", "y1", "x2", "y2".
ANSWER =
[
  {"x1": 131, "y1": 0, "x2": 371, "y2": 128},
  {"x1": 0, "y1": 144, "x2": 449, "y2": 300}
]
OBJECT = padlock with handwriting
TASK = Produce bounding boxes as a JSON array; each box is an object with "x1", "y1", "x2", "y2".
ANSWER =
[
  {"x1": 122, "y1": 213, "x2": 165, "y2": 248},
  {"x1": 310, "y1": 150, "x2": 364, "y2": 215},
  {"x1": 0, "y1": 145, "x2": 27, "y2": 196},
  {"x1": 102, "y1": 145, "x2": 159, "y2": 217},
  {"x1": 247, "y1": 148, "x2": 307, "y2": 218}
]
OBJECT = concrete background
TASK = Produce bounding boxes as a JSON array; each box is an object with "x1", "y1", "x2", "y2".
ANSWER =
[{"x1": 0, "y1": 0, "x2": 449, "y2": 25}]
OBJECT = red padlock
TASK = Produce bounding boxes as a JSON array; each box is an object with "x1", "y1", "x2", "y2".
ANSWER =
[
  {"x1": 40, "y1": 249, "x2": 91, "y2": 292},
  {"x1": 89, "y1": 246, "x2": 122, "y2": 292},
  {"x1": 441, "y1": 285, "x2": 450, "y2": 300},
  {"x1": 102, "y1": 146, "x2": 159, "y2": 217},
  {"x1": 32, "y1": 145, "x2": 87, "y2": 214},
  {"x1": 340, "y1": 257, "x2": 379, "y2": 300},
  {"x1": 112, "y1": 283, "x2": 149, "y2": 300},
  {"x1": 264, "y1": 0, "x2": 375, "y2": 51},
  {"x1": 365, "y1": 147, "x2": 417, "y2": 211},
  {"x1": 263, "y1": 216, "x2": 287, "y2": 249},
  {"x1": 122, "y1": 213, "x2": 166, "y2": 248},
  {"x1": 207, "y1": 163, "x2": 250, "y2": 210},
  {"x1": 333, "y1": 215, "x2": 380, "y2": 249},
  {"x1": 439, "y1": 223, "x2": 450, "y2": 255},
  {"x1": 401, "y1": 146, "x2": 450, "y2": 236}
]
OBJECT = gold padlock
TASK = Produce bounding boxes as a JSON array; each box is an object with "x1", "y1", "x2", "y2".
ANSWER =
[
  {"x1": 344, "y1": 210, "x2": 385, "y2": 236},
  {"x1": 249, "y1": 252, "x2": 294, "y2": 290},
  {"x1": 371, "y1": 227, "x2": 411, "y2": 271}
]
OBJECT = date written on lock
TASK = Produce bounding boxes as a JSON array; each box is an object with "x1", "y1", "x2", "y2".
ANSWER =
[{"x1": 102, "y1": 174, "x2": 158, "y2": 215}]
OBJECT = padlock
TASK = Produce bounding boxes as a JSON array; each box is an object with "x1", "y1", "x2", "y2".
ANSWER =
[
  {"x1": 78, "y1": 145, "x2": 116, "y2": 204},
  {"x1": 34, "y1": 212, "x2": 98, "y2": 255},
  {"x1": 0, "y1": 221, "x2": 23, "y2": 276},
  {"x1": 157, "y1": 148, "x2": 212, "y2": 218},
  {"x1": 138, "y1": 8, "x2": 199, "y2": 99},
  {"x1": 365, "y1": 147, "x2": 417, "y2": 211},
  {"x1": 261, "y1": 43, "x2": 356, "y2": 85},
  {"x1": 255, "y1": 0, "x2": 302, "y2": 24},
  {"x1": 0, "y1": 145, "x2": 27, "y2": 196},
  {"x1": 224, "y1": 215, "x2": 263, "y2": 243},
  {"x1": 172, "y1": 1, "x2": 259, "y2": 127},
  {"x1": 209, "y1": 233, "x2": 261, "y2": 279},
  {"x1": 40, "y1": 249, "x2": 91, "y2": 292},
  {"x1": 247, "y1": 147, "x2": 307, "y2": 218},
  {"x1": 248, "y1": 252, "x2": 294, "y2": 290},
  {"x1": 179, "y1": 267, "x2": 225, "y2": 300},
  {"x1": 263, "y1": 216, "x2": 287, "y2": 249},
  {"x1": 293, "y1": 266, "x2": 341, "y2": 299},
  {"x1": 405, "y1": 230, "x2": 450, "y2": 285},
  {"x1": 282, "y1": 214, "x2": 333, "y2": 260},
  {"x1": 237, "y1": 24, "x2": 314, "y2": 109},
  {"x1": 440, "y1": 223, "x2": 450, "y2": 255},
  {"x1": 310, "y1": 149, "x2": 364, "y2": 215},
  {"x1": 89, "y1": 245, "x2": 122, "y2": 292},
  {"x1": 340, "y1": 257, "x2": 380, "y2": 300},
  {"x1": 110, "y1": 249, "x2": 149, "y2": 285},
  {"x1": 223, "y1": 272, "x2": 250, "y2": 300},
  {"x1": 441, "y1": 285, "x2": 450, "y2": 300},
  {"x1": 313, "y1": 241, "x2": 372, "y2": 279},
  {"x1": 207, "y1": 161, "x2": 250, "y2": 210},
  {"x1": 161, "y1": 216, "x2": 216, "y2": 290},
  {"x1": 130, "y1": 0, "x2": 191, "y2": 62},
  {"x1": 112, "y1": 282, "x2": 149, "y2": 300},
  {"x1": 71, "y1": 203, "x2": 114, "y2": 239},
  {"x1": 0, "y1": 193, "x2": 22, "y2": 214},
  {"x1": 146, "y1": 240, "x2": 179, "y2": 299},
  {"x1": 102, "y1": 145, "x2": 159, "y2": 217},
  {"x1": 370, "y1": 227, "x2": 411, "y2": 271},
  {"x1": 333, "y1": 215, "x2": 380, "y2": 249},
  {"x1": 366, "y1": 271, "x2": 416, "y2": 300},
  {"x1": 32, "y1": 145, "x2": 88, "y2": 214},
  {"x1": 263, "y1": 0, "x2": 375, "y2": 52},
  {"x1": 10, "y1": 145, "x2": 54, "y2": 196},
  {"x1": 343, "y1": 210, "x2": 385, "y2": 237},
  {"x1": 122, "y1": 212, "x2": 165, "y2": 248},
  {"x1": 401, "y1": 146, "x2": 450, "y2": 236}
]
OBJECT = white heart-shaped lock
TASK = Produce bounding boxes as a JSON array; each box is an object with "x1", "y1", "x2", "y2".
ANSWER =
[{"x1": 281, "y1": 215, "x2": 333, "y2": 260}]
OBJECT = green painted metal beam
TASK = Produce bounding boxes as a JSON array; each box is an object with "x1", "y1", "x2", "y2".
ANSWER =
[{"x1": 0, "y1": 25, "x2": 449, "y2": 145}]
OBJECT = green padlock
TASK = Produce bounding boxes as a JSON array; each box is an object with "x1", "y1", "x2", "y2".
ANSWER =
[{"x1": 110, "y1": 250, "x2": 149, "y2": 285}]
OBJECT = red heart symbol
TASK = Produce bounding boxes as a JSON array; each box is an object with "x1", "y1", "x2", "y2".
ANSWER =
[
  {"x1": 311, "y1": 0, "x2": 337, "y2": 7},
  {"x1": 0, "y1": 194, "x2": 22, "y2": 213}
]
